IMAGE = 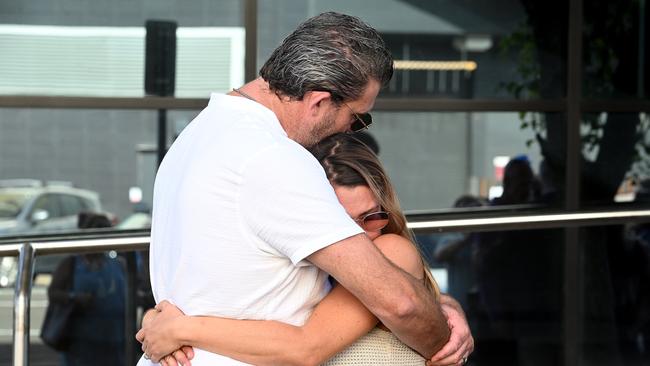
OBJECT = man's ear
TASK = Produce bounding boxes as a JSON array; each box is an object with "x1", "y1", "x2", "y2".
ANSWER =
[{"x1": 303, "y1": 90, "x2": 334, "y2": 117}]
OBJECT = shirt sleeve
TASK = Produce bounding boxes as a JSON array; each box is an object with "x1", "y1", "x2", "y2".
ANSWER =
[{"x1": 240, "y1": 144, "x2": 364, "y2": 264}]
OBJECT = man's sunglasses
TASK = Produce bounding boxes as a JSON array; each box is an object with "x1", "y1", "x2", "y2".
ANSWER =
[
  {"x1": 354, "y1": 210, "x2": 390, "y2": 232},
  {"x1": 343, "y1": 102, "x2": 373, "y2": 132}
]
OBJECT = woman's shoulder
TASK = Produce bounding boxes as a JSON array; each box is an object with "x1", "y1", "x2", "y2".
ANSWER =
[
  {"x1": 373, "y1": 233, "x2": 417, "y2": 255},
  {"x1": 372, "y1": 234, "x2": 423, "y2": 278}
]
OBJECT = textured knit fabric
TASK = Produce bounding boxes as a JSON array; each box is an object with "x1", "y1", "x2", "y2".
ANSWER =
[{"x1": 323, "y1": 328, "x2": 426, "y2": 365}]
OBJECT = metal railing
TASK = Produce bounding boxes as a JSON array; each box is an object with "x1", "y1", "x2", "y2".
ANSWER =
[
  {"x1": 406, "y1": 208, "x2": 650, "y2": 232},
  {"x1": 1, "y1": 235, "x2": 149, "y2": 366},
  {"x1": 2, "y1": 209, "x2": 650, "y2": 366}
]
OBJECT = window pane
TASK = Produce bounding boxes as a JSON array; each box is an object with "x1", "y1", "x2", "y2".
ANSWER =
[
  {"x1": 257, "y1": 0, "x2": 567, "y2": 99},
  {"x1": 0, "y1": 108, "x2": 203, "y2": 238},
  {"x1": 33, "y1": 194, "x2": 61, "y2": 218},
  {"x1": 0, "y1": 0, "x2": 244, "y2": 98},
  {"x1": 583, "y1": 0, "x2": 650, "y2": 99},
  {"x1": 416, "y1": 227, "x2": 564, "y2": 365},
  {"x1": 368, "y1": 111, "x2": 562, "y2": 212},
  {"x1": 59, "y1": 194, "x2": 84, "y2": 217},
  {"x1": 416, "y1": 221, "x2": 650, "y2": 366},
  {"x1": 581, "y1": 224, "x2": 650, "y2": 365},
  {"x1": 580, "y1": 112, "x2": 649, "y2": 207}
]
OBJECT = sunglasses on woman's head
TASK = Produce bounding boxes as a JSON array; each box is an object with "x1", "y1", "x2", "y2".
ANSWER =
[{"x1": 354, "y1": 210, "x2": 389, "y2": 232}]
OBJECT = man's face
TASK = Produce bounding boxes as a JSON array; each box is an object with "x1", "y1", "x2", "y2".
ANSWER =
[{"x1": 299, "y1": 79, "x2": 381, "y2": 148}]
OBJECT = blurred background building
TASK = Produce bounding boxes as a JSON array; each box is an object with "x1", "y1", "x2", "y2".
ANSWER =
[{"x1": 1, "y1": 1, "x2": 649, "y2": 365}]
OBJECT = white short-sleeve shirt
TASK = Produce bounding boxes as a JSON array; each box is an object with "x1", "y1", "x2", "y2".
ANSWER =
[{"x1": 137, "y1": 94, "x2": 363, "y2": 365}]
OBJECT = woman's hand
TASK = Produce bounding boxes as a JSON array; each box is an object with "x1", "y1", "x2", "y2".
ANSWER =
[{"x1": 136, "y1": 300, "x2": 194, "y2": 364}]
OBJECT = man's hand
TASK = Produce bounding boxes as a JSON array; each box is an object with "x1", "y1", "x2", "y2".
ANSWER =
[
  {"x1": 136, "y1": 300, "x2": 194, "y2": 364},
  {"x1": 426, "y1": 295, "x2": 474, "y2": 366}
]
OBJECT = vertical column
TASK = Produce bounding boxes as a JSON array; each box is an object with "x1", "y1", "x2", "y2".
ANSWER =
[
  {"x1": 13, "y1": 243, "x2": 34, "y2": 366},
  {"x1": 564, "y1": 0, "x2": 583, "y2": 365},
  {"x1": 244, "y1": 0, "x2": 258, "y2": 83},
  {"x1": 157, "y1": 109, "x2": 167, "y2": 167}
]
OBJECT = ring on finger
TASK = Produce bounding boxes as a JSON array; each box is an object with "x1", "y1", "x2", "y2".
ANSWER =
[
  {"x1": 462, "y1": 356, "x2": 468, "y2": 364},
  {"x1": 143, "y1": 354, "x2": 151, "y2": 360}
]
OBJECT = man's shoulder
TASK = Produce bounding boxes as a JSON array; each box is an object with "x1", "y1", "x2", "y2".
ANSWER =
[
  {"x1": 241, "y1": 140, "x2": 321, "y2": 180},
  {"x1": 206, "y1": 93, "x2": 278, "y2": 124}
]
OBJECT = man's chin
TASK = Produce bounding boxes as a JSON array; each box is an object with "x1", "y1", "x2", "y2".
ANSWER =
[
  {"x1": 295, "y1": 114, "x2": 342, "y2": 148},
  {"x1": 297, "y1": 129, "x2": 337, "y2": 149}
]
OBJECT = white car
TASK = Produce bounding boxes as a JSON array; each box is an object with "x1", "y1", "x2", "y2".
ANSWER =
[
  {"x1": 0, "y1": 180, "x2": 107, "y2": 289},
  {"x1": 0, "y1": 180, "x2": 103, "y2": 236}
]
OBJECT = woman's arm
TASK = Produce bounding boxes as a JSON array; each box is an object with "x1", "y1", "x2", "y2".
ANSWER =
[
  {"x1": 139, "y1": 233, "x2": 436, "y2": 366},
  {"x1": 147, "y1": 284, "x2": 376, "y2": 366}
]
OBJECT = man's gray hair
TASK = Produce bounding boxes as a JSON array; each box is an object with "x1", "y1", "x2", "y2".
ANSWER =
[{"x1": 259, "y1": 12, "x2": 393, "y2": 103}]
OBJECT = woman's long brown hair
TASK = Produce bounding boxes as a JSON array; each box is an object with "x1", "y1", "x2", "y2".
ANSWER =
[{"x1": 310, "y1": 133, "x2": 441, "y2": 299}]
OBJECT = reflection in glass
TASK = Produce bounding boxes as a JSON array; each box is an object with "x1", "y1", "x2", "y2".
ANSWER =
[
  {"x1": 0, "y1": 183, "x2": 103, "y2": 237},
  {"x1": 583, "y1": 0, "x2": 650, "y2": 99},
  {"x1": 0, "y1": 0, "x2": 244, "y2": 98},
  {"x1": 581, "y1": 112, "x2": 650, "y2": 206},
  {"x1": 258, "y1": 0, "x2": 566, "y2": 99},
  {"x1": 0, "y1": 25, "x2": 244, "y2": 98},
  {"x1": 368, "y1": 111, "x2": 554, "y2": 211},
  {"x1": 0, "y1": 108, "x2": 200, "y2": 238},
  {"x1": 417, "y1": 226, "x2": 564, "y2": 366},
  {"x1": 581, "y1": 222, "x2": 650, "y2": 366}
]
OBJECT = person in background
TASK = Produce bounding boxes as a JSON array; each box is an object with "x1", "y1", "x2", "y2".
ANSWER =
[
  {"x1": 47, "y1": 212, "x2": 126, "y2": 366},
  {"x1": 492, "y1": 155, "x2": 538, "y2": 206},
  {"x1": 433, "y1": 195, "x2": 485, "y2": 311},
  {"x1": 474, "y1": 156, "x2": 562, "y2": 365}
]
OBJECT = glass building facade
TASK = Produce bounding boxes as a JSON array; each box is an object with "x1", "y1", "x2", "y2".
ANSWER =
[{"x1": 1, "y1": 1, "x2": 649, "y2": 365}]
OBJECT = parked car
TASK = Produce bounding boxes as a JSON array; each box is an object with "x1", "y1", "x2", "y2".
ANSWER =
[
  {"x1": 0, "y1": 180, "x2": 110, "y2": 289},
  {"x1": 115, "y1": 212, "x2": 151, "y2": 230},
  {"x1": 0, "y1": 179, "x2": 103, "y2": 236}
]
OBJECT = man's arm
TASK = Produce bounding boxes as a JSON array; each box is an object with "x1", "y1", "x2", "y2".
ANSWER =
[{"x1": 307, "y1": 233, "x2": 451, "y2": 358}]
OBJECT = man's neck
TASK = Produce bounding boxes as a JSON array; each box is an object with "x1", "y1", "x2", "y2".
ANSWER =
[{"x1": 230, "y1": 78, "x2": 299, "y2": 139}]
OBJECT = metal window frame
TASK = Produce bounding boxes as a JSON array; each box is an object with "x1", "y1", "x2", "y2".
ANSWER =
[
  {"x1": 3, "y1": 96, "x2": 650, "y2": 112},
  {"x1": 565, "y1": 2, "x2": 583, "y2": 366}
]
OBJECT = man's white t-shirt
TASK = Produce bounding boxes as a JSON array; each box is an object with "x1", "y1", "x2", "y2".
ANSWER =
[{"x1": 137, "y1": 94, "x2": 363, "y2": 365}]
